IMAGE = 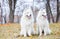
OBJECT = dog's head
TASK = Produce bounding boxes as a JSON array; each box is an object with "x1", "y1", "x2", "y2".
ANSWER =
[
  {"x1": 23, "y1": 7, "x2": 33, "y2": 19},
  {"x1": 38, "y1": 9, "x2": 47, "y2": 18}
]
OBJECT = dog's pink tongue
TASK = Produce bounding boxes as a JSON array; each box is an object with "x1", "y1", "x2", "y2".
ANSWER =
[
  {"x1": 44, "y1": 16, "x2": 47, "y2": 18},
  {"x1": 26, "y1": 15, "x2": 31, "y2": 19},
  {"x1": 28, "y1": 16, "x2": 31, "y2": 19},
  {"x1": 42, "y1": 15, "x2": 47, "y2": 18}
]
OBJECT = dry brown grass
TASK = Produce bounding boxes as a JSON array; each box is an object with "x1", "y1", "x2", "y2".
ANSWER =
[{"x1": 0, "y1": 23, "x2": 60, "y2": 39}]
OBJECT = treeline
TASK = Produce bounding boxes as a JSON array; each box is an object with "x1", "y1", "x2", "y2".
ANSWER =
[{"x1": 0, "y1": 0, "x2": 60, "y2": 24}]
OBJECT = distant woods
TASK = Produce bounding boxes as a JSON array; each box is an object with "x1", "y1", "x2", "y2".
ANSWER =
[{"x1": 0, "y1": 0, "x2": 60, "y2": 24}]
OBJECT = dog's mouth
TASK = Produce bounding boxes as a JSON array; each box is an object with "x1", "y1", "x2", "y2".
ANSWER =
[
  {"x1": 42, "y1": 15, "x2": 47, "y2": 18},
  {"x1": 26, "y1": 14, "x2": 31, "y2": 19}
]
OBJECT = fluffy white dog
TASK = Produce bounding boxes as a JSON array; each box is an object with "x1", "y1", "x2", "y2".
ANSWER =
[
  {"x1": 20, "y1": 7, "x2": 35, "y2": 37},
  {"x1": 36, "y1": 9, "x2": 51, "y2": 36}
]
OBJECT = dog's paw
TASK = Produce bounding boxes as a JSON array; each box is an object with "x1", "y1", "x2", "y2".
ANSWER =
[
  {"x1": 39, "y1": 33, "x2": 42, "y2": 36},
  {"x1": 29, "y1": 35, "x2": 31, "y2": 36},
  {"x1": 44, "y1": 33, "x2": 47, "y2": 36},
  {"x1": 28, "y1": 33, "x2": 32, "y2": 37},
  {"x1": 24, "y1": 35, "x2": 27, "y2": 37}
]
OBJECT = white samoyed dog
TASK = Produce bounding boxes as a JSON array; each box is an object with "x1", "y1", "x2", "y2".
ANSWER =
[
  {"x1": 36, "y1": 9, "x2": 51, "y2": 36},
  {"x1": 20, "y1": 7, "x2": 35, "y2": 37}
]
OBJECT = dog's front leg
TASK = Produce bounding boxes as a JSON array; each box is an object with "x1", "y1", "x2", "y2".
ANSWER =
[
  {"x1": 28, "y1": 28, "x2": 31, "y2": 36},
  {"x1": 39, "y1": 27, "x2": 42, "y2": 36},
  {"x1": 23, "y1": 28, "x2": 27, "y2": 37},
  {"x1": 44, "y1": 28, "x2": 47, "y2": 36}
]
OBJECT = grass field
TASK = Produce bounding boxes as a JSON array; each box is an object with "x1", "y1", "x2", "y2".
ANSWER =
[{"x1": 0, "y1": 23, "x2": 60, "y2": 39}]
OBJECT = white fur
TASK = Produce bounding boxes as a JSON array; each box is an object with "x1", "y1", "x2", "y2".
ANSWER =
[
  {"x1": 20, "y1": 8, "x2": 35, "y2": 37},
  {"x1": 36, "y1": 9, "x2": 51, "y2": 36}
]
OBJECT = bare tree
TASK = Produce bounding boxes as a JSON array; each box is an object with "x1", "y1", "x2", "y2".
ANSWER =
[
  {"x1": 0, "y1": 6, "x2": 1, "y2": 24},
  {"x1": 56, "y1": 0, "x2": 60, "y2": 22},
  {"x1": 46, "y1": 0, "x2": 54, "y2": 23},
  {"x1": 0, "y1": 0, "x2": 10, "y2": 24},
  {"x1": 9, "y1": 0, "x2": 16, "y2": 23}
]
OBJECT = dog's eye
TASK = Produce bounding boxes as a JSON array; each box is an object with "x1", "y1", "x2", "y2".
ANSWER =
[{"x1": 30, "y1": 14, "x2": 31, "y2": 16}]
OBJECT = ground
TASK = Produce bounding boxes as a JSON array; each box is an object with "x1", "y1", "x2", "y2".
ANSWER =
[{"x1": 0, "y1": 23, "x2": 60, "y2": 39}]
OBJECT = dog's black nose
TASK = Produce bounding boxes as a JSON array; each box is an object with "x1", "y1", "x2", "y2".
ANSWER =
[{"x1": 42, "y1": 15, "x2": 44, "y2": 16}]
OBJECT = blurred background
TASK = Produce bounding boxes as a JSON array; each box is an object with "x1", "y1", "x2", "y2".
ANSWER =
[
  {"x1": 0, "y1": 0, "x2": 60, "y2": 24},
  {"x1": 0, "y1": 0, "x2": 60, "y2": 39}
]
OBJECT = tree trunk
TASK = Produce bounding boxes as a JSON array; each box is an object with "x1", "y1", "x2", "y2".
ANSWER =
[
  {"x1": 56, "y1": 0, "x2": 60, "y2": 22},
  {"x1": 9, "y1": 0, "x2": 14, "y2": 23},
  {"x1": 46, "y1": 0, "x2": 54, "y2": 23}
]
